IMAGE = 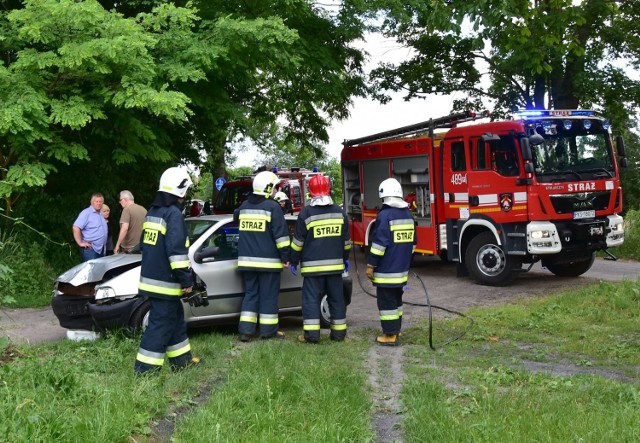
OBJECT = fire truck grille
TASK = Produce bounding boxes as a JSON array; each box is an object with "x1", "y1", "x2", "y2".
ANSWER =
[{"x1": 549, "y1": 191, "x2": 611, "y2": 214}]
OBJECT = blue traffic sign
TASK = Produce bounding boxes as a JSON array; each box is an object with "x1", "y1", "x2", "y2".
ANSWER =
[{"x1": 215, "y1": 177, "x2": 227, "y2": 191}]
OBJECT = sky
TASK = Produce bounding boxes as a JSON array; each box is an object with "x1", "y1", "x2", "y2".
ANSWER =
[{"x1": 235, "y1": 32, "x2": 460, "y2": 167}]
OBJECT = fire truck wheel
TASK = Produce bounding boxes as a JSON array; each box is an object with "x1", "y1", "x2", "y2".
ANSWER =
[
  {"x1": 465, "y1": 232, "x2": 521, "y2": 286},
  {"x1": 545, "y1": 252, "x2": 596, "y2": 277}
]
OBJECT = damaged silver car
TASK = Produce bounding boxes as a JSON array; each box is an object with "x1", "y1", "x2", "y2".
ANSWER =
[{"x1": 52, "y1": 215, "x2": 352, "y2": 332}]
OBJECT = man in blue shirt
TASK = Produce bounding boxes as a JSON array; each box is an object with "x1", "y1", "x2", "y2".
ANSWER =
[{"x1": 73, "y1": 192, "x2": 108, "y2": 261}]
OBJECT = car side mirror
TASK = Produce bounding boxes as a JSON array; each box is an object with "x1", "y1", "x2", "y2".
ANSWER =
[{"x1": 194, "y1": 247, "x2": 220, "y2": 264}]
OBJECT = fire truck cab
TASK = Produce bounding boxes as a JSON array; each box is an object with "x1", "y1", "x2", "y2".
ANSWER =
[
  {"x1": 341, "y1": 110, "x2": 626, "y2": 286},
  {"x1": 213, "y1": 167, "x2": 324, "y2": 215}
]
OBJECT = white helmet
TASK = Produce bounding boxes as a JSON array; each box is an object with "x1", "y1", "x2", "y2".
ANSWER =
[
  {"x1": 253, "y1": 171, "x2": 278, "y2": 196},
  {"x1": 378, "y1": 178, "x2": 403, "y2": 199},
  {"x1": 274, "y1": 191, "x2": 289, "y2": 202},
  {"x1": 159, "y1": 167, "x2": 193, "y2": 198}
]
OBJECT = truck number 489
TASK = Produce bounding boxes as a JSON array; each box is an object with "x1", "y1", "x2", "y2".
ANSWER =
[{"x1": 451, "y1": 173, "x2": 468, "y2": 185}]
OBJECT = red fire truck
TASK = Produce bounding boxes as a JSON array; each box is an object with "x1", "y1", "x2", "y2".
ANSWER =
[
  {"x1": 213, "y1": 167, "x2": 324, "y2": 214},
  {"x1": 341, "y1": 110, "x2": 626, "y2": 286}
]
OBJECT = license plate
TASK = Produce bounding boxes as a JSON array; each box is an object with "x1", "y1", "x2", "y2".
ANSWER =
[{"x1": 573, "y1": 210, "x2": 595, "y2": 219}]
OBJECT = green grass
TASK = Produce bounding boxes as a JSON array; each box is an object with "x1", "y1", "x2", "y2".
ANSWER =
[
  {"x1": 400, "y1": 280, "x2": 640, "y2": 442},
  {"x1": 1, "y1": 282, "x2": 639, "y2": 442},
  {"x1": 0, "y1": 329, "x2": 373, "y2": 443}
]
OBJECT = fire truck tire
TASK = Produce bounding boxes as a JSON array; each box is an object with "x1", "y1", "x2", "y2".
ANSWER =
[
  {"x1": 545, "y1": 252, "x2": 596, "y2": 277},
  {"x1": 465, "y1": 232, "x2": 521, "y2": 286}
]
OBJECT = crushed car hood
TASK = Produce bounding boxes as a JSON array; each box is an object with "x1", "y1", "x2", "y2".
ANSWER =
[{"x1": 56, "y1": 254, "x2": 142, "y2": 286}]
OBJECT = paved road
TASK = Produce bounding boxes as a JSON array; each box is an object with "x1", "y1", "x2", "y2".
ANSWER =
[{"x1": 2, "y1": 255, "x2": 639, "y2": 345}]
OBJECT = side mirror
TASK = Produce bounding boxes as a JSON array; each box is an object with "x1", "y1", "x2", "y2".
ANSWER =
[
  {"x1": 619, "y1": 157, "x2": 628, "y2": 168},
  {"x1": 520, "y1": 137, "x2": 532, "y2": 161},
  {"x1": 524, "y1": 163, "x2": 535, "y2": 173},
  {"x1": 194, "y1": 246, "x2": 220, "y2": 264},
  {"x1": 616, "y1": 135, "x2": 626, "y2": 157},
  {"x1": 529, "y1": 133, "x2": 545, "y2": 146}
]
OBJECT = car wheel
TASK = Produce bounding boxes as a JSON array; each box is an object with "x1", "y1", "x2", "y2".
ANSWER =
[
  {"x1": 320, "y1": 294, "x2": 331, "y2": 328},
  {"x1": 129, "y1": 299, "x2": 151, "y2": 333}
]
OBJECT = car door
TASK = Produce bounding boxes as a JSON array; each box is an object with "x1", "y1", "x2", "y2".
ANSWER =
[{"x1": 187, "y1": 218, "x2": 302, "y2": 321}]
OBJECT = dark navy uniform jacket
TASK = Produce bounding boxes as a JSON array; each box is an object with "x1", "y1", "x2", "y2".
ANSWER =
[
  {"x1": 138, "y1": 200, "x2": 192, "y2": 300},
  {"x1": 233, "y1": 194, "x2": 290, "y2": 272},
  {"x1": 290, "y1": 204, "x2": 351, "y2": 276},
  {"x1": 367, "y1": 205, "x2": 416, "y2": 287}
]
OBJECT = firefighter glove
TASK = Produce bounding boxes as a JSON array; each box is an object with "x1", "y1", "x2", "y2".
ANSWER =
[
  {"x1": 185, "y1": 290, "x2": 209, "y2": 308},
  {"x1": 366, "y1": 264, "x2": 374, "y2": 280},
  {"x1": 290, "y1": 264, "x2": 297, "y2": 276},
  {"x1": 344, "y1": 260, "x2": 350, "y2": 273}
]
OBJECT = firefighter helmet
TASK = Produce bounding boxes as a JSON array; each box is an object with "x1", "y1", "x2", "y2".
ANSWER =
[
  {"x1": 253, "y1": 171, "x2": 278, "y2": 196},
  {"x1": 274, "y1": 191, "x2": 289, "y2": 202},
  {"x1": 378, "y1": 178, "x2": 403, "y2": 199},
  {"x1": 159, "y1": 167, "x2": 193, "y2": 198},
  {"x1": 308, "y1": 175, "x2": 331, "y2": 197}
]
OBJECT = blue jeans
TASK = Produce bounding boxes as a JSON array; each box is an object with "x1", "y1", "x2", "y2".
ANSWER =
[{"x1": 80, "y1": 248, "x2": 103, "y2": 262}]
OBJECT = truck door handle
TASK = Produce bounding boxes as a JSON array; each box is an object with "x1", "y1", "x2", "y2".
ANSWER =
[{"x1": 469, "y1": 195, "x2": 479, "y2": 206}]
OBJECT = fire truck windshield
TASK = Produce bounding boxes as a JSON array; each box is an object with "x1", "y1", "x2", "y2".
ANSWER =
[{"x1": 529, "y1": 124, "x2": 614, "y2": 182}]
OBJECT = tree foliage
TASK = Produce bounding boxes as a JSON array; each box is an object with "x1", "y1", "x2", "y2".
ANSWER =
[
  {"x1": 367, "y1": 0, "x2": 640, "y2": 120},
  {"x1": 1, "y1": 0, "x2": 367, "y2": 240}
]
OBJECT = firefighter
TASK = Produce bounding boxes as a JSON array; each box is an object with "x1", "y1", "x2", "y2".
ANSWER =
[
  {"x1": 290, "y1": 175, "x2": 351, "y2": 343},
  {"x1": 134, "y1": 167, "x2": 201, "y2": 374},
  {"x1": 274, "y1": 191, "x2": 293, "y2": 215},
  {"x1": 235, "y1": 171, "x2": 291, "y2": 341},
  {"x1": 367, "y1": 178, "x2": 416, "y2": 346}
]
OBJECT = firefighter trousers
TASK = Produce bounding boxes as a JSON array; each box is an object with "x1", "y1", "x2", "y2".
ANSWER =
[
  {"x1": 238, "y1": 271, "x2": 280, "y2": 338},
  {"x1": 376, "y1": 286, "x2": 404, "y2": 335},
  {"x1": 302, "y1": 274, "x2": 346, "y2": 342},
  {"x1": 134, "y1": 297, "x2": 193, "y2": 374}
]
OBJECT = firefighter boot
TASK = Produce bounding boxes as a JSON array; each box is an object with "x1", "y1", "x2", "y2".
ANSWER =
[
  {"x1": 376, "y1": 334, "x2": 399, "y2": 346},
  {"x1": 298, "y1": 334, "x2": 319, "y2": 344},
  {"x1": 171, "y1": 356, "x2": 202, "y2": 371}
]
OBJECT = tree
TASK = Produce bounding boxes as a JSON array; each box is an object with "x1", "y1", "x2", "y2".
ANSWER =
[
  {"x1": 367, "y1": 0, "x2": 640, "y2": 121},
  {"x1": 1, "y1": 0, "x2": 368, "y2": 240},
  {"x1": 0, "y1": 0, "x2": 205, "y2": 222}
]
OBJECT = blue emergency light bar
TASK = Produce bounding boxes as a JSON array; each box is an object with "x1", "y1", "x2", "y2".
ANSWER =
[{"x1": 516, "y1": 109, "x2": 597, "y2": 119}]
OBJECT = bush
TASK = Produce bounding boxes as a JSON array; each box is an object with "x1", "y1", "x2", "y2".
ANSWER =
[
  {"x1": 613, "y1": 208, "x2": 640, "y2": 261},
  {"x1": 0, "y1": 226, "x2": 77, "y2": 308}
]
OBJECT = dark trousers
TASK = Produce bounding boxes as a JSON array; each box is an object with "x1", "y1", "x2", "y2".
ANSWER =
[
  {"x1": 377, "y1": 286, "x2": 404, "y2": 335},
  {"x1": 302, "y1": 274, "x2": 347, "y2": 341},
  {"x1": 80, "y1": 247, "x2": 104, "y2": 262},
  {"x1": 134, "y1": 297, "x2": 192, "y2": 374},
  {"x1": 238, "y1": 271, "x2": 281, "y2": 338}
]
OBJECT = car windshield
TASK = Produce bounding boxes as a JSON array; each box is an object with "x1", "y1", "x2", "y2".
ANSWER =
[
  {"x1": 186, "y1": 219, "x2": 217, "y2": 244},
  {"x1": 530, "y1": 122, "x2": 615, "y2": 182}
]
